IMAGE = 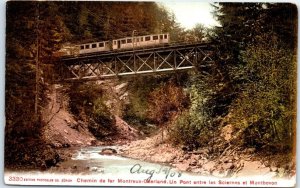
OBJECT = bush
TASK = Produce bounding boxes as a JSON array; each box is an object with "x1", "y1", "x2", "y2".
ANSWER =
[
  {"x1": 68, "y1": 82, "x2": 116, "y2": 139},
  {"x1": 169, "y1": 112, "x2": 199, "y2": 148},
  {"x1": 88, "y1": 97, "x2": 116, "y2": 139},
  {"x1": 169, "y1": 78, "x2": 214, "y2": 149},
  {"x1": 122, "y1": 76, "x2": 160, "y2": 124},
  {"x1": 123, "y1": 73, "x2": 189, "y2": 127},
  {"x1": 147, "y1": 81, "x2": 189, "y2": 124}
]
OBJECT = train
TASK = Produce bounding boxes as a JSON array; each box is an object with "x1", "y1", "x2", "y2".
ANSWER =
[{"x1": 55, "y1": 33, "x2": 170, "y2": 56}]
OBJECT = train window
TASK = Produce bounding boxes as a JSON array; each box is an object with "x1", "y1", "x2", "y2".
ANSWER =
[
  {"x1": 80, "y1": 45, "x2": 84, "y2": 50},
  {"x1": 114, "y1": 41, "x2": 116, "y2": 45},
  {"x1": 137, "y1": 38, "x2": 139, "y2": 42},
  {"x1": 127, "y1": 39, "x2": 132, "y2": 43},
  {"x1": 85, "y1": 44, "x2": 90, "y2": 49},
  {"x1": 160, "y1": 35, "x2": 163, "y2": 39},
  {"x1": 164, "y1": 34, "x2": 168, "y2": 39},
  {"x1": 141, "y1": 37, "x2": 144, "y2": 42},
  {"x1": 121, "y1": 40, "x2": 126, "y2": 44},
  {"x1": 153, "y1": 35, "x2": 158, "y2": 40},
  {"x1": 145, "y1": 36, "x2": 151, "y2": 41},
  {"x1": 92, "y1": 44, "x2": 97, "y2": 48},
  {"x1": 99, "y1": 43, "x2": 104, "y2": 47}
]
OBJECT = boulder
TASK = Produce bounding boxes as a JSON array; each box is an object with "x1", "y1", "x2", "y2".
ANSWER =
[{"x1": 100, "y1": 148, "x2": 117, "y2": 155}]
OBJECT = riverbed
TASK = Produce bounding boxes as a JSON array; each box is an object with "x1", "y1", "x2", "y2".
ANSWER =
[{"x1": 4, "y1": 146, "x2": 295, "y2": 187}]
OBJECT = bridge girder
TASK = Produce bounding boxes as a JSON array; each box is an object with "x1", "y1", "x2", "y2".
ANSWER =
[{"x1": 58, "y1": 43, "x2": 214, "y2": 81}]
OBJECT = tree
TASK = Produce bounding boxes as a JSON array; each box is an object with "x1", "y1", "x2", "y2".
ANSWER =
[
  {"x1": 210, "y1": 3, "x2": 297, "y2": 152},
  {"x1": 230, "y1": 33, "x2": 296, "y2": 150},
  {"x1": 6, "y1": 1, "x2": 70, "y2": 168},
  {"x1": 147, "y1": 79, "x2": 189, "y2": 141}
]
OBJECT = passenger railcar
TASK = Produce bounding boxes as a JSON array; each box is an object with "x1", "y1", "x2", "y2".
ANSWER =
[
  {"x1": 77, "y1": 40, "x2": 111, "y2": 54},
  {"x1": 112, "y1": 33, "x2": 169, "y2": 50}
]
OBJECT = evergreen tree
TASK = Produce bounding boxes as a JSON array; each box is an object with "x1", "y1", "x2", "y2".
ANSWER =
[
  {"x1": 209, "y1": 3, "x2": 297, "y2": 151},
  {"x1": 6, "y1": 1, "x2": 69, "y2": 168}
]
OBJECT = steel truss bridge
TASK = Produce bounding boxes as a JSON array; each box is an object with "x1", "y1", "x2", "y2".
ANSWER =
[{"x1": 58, "y1": 42, "x2": 215, "y2": 81}]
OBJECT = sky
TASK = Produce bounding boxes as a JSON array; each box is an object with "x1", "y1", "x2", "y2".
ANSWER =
[{"x1": 160, "y1": 1, "x2": 219, "y2": 30}]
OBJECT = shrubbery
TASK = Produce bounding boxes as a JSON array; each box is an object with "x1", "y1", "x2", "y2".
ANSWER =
[
  {"x1": 228, "y1": 34, "x2": 296, "y2": 151},
  {"x1": 169, "y1": 77, "x2": 214, "y2": 149},
  {"x1": 68, "y1": 82, "x2": 116, "y2": 139},
  {"x1": 123, "y1": 73, "x2": 189, "y2": 135}
]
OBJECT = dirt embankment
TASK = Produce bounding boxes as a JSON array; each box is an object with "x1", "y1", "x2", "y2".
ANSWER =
[
  {"x1": 41, "y1": 84, "x2": 138, "y2": 161},
  {"x1": 42, "y1": 84, "x2": 97, "y2": 148},
  {"x1": 120, "y1": 125, "x2": 296, "y2": 179}
]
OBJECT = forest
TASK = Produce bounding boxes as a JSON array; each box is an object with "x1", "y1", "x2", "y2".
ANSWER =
[{"x1": 5, "y1": 1, "x2": 297, "y2": 176}]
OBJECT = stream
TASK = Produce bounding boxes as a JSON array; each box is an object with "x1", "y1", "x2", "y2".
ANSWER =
[
  {"x1": 53, "y1": 146, "x2": 185, "y2": 180},
  {"x1": 5, "y1": 146, "x2": 193, "y2": 186},
  {"x1": 4, "y1": 146, "x2": 295, "y2": 187}
]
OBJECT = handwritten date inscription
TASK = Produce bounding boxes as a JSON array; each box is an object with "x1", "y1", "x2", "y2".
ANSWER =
[{"x1": 130, "y1": 163, "x2": 182, "y2": 181}]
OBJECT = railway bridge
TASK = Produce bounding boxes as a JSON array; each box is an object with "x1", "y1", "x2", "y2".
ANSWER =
[{"x1": 57, "y1": 42, "x2": 215, "y2": 81}]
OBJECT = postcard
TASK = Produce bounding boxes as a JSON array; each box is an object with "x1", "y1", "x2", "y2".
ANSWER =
[{"x1": 4, "y1": 1, "x2": 297, "y2": 187}]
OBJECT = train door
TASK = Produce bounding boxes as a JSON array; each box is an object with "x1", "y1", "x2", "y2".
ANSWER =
[
  {"x1": 117, "y1": 40, "x2": 121, "y2": 49},
  {"x1": 159, "y1": 34, "x2": 164, "y2": 43}
]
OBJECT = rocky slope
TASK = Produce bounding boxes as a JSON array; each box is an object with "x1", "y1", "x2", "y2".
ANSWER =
[
  {"x1": 42, "y1": 84, "x2": 97, "y2": 147},
  {"x1": 41, "y1": 84, "x2": 138, "y2": 163},
  {"x1": 120, "y1": 125, "x2": 296, "y2": 179}
]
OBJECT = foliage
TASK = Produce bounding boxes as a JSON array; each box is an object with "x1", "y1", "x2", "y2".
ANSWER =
[
  {"x1": 67, "y1": 82, "x2": 116, "y2": 139},
  {"x1": 123, "y1": 76, "x2": 159, "y2": 124},
  {"x1": 183, "y1": 24, "x2": 209, "y2": 42},
  {"x1": 170, "y1": 3, "x2": 297, "y2": 154},
  {"x1": 229, "y1": 34, "x2": 296, "y2": 150},
  {"x1": 58, "y1": 2, "x2": 179, "y2": 43},
  {"x1": 169, "y1": 80, "x2": 213, "y2": 149},
  {"x1": 208, "y1": 3, "x2": 297, "y2": 153},
  {"x1": 147, "y1": 80, "x2": 189, "y2": 124},
  {"x1": 5, "y1": 1, "x2": 70, "y2": 169}
]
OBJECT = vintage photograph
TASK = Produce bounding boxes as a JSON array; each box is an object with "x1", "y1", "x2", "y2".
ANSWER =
[{"x1": 5, "y1": 1, "x2": 297, "y2": 187}]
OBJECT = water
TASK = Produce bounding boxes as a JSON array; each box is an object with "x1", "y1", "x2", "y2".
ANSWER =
[{"x1": 62, "y1": 146, "x2": 184, "y2": 180}]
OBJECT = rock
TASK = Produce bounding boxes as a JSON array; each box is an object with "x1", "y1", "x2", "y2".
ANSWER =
[
  {"x1": 90, "y1": 167, "x2": 98, "y2": 172},
  {"x1": 212, "y1": 170, "x2": 225, "y2": 178},
  {"x1": 194, "y1": 148, "x2": 209, "y2": 155},
  {"x1": 239, "y1": 159, "x2": 245, "y2": 166},
  {"x1": 100, "y1": 148, "x2": 117, "y2": 155},
  {"x1": 51, "y1": 142, "x2": 62, "y2": 148},
  {"x1": 221, "y1": 124, "x2": 233, "y2": 141},
  {"x1": 202, "y1": 161, "x2": 215, "y2": 171},
  {"x1": 76, "y1": 140, "x2": 83, "y2": 144},
  {"x1": 229, "y1": 164, "x2": 235, "y2": 169},
  {"x1": 277, "y1": 168, "x2": 285, "y2": 177},
  {"x1": 190, "y1": 160, "x2": 198, "y2": 166},
  {"x1": 64, "y1": 119, "x2": 71, "y2": 124},
  {"x1": 183, "y1": 154, "x2": 191, "y2": 160},
  {"x1": 175, "y1": 163, "x2": 190, "y2": 171},
  {"x1": 62, "y1": 143, "x2": 70, "y2": 148},
  {"x1": 245, "y1": 148, "x2": 256, "y2": 154},
  {"x1": 270, "y1": 166, "x2": 278, "y2": 172},
  {"x1": 223, "y1": 162, "x2": 234, "y2": 170}
]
